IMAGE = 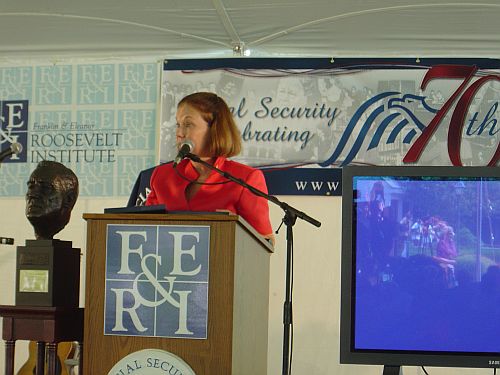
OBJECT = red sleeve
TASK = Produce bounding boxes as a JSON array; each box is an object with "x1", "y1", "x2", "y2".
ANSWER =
[
  {"x1": 145, "y1": 167, "x2": 159, "y2": 206},
  {"x1": 236, "y1": 169, "x2": 273, "y2": 236}
]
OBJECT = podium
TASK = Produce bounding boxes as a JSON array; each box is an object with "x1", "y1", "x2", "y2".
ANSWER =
[{"x1": 83, "y1": 212, "x2": 273, "y2": 375}]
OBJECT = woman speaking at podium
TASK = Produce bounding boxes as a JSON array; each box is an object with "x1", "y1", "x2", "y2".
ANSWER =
[{"x1": 146, "y1": 92, "x2": 275, "y2": 244}]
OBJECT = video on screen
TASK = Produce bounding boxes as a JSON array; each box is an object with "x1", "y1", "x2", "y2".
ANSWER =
[{"x1": 353, "y1": 176, "x2": 500, "y2": 353}]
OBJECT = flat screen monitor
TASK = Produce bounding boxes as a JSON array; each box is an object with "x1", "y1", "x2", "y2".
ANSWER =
[{"x1": 340, "y1": 166, "x2": 500, "y2": 372}]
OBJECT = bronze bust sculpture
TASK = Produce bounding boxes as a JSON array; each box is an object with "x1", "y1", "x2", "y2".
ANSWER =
[{"x1": 25, "y1": 161, "x2": 79, "y2": 240}]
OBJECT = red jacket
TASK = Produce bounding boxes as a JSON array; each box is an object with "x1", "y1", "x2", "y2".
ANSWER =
[{"x1": 146, "y1": 157, "x2": 273, "y2": 236}]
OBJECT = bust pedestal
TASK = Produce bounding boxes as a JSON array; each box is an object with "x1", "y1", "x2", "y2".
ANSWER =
[{"x1": 15, "y1": 239, "x2": 80, "y2": 307}]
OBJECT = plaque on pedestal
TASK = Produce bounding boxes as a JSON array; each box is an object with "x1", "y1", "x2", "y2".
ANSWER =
[{"x1": 15, "y1": 239, "x2": 80, "y2": 307}]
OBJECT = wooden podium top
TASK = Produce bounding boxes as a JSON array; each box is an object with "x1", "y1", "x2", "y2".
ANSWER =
[{"x1": 83, "y1": 211, "x2": 274, "y2": 252}]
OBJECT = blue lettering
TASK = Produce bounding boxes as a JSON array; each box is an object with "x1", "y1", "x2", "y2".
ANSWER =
[
  {"x1": 254, "y1": 97, "x2": 338, "y2": 126},
  {"x1": 230, "y1": 97, "x2": 248, "y2": 118},
  {"x1": 466, "y1": 112, "x2": 480, "y2": 135},
  {"x1": 466, "y1": 102, "x2": 499, "y2": 136},
  {"x1": 241, "y1": 121, "x2": 314, "y2": 149},
  {"x1": 255, "y1": 97, "x2": 272, "y2": 118}
]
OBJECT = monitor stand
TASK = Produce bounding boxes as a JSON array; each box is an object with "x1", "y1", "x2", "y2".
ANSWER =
[{"x1": 383, "y1": 365, "x2": 403, "y2": 375}]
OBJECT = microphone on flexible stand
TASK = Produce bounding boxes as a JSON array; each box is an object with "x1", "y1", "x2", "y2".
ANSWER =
[
  {"x1": 173, "y1": 140, "x2": 194, "y2": 166},
  {"x1": 0, "y1": 142, "x2": 23, "y2": 163}
]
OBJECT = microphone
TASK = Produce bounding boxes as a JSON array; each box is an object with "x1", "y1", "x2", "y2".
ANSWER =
[
  {"x1": 0, "y1": 142, "x2": 23, "y2": 163},
  {"x1": 173, "y1": 140, "x2": 194, "y2": 166}
]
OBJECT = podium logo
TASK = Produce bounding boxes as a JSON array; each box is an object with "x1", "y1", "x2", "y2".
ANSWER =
[
  {"x1": 104, "y1": 224, "x2": 210, "y2": 339},
  {"x1": 107, "y1": 349, "x2": 196, "y2": 375}
]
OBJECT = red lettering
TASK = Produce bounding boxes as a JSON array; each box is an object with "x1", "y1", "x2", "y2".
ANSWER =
[{"x1": 403, "y1": 65, "x2": 477, "y2": 163}]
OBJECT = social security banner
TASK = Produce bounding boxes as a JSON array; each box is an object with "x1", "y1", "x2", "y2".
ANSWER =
[
  {"x1": 1, "y1": 59, "x2": 498, "y2": 198},
  {"x1": 161, "y1": 58, "x2": 500, "y2": 170}
]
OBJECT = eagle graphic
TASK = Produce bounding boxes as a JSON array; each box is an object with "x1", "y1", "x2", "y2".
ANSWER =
[{"x1": 319, "y1": 91, "x2": 438, "y2": 167}]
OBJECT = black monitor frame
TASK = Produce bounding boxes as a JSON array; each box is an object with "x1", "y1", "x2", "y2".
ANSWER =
[{"x1": 340, "y1": 165, "x2": 500, "y2": 370}]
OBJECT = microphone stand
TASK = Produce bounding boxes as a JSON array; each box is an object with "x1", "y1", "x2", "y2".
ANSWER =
[{"x1": 184, "y1": 153, "x2": 321, "y2": 375}]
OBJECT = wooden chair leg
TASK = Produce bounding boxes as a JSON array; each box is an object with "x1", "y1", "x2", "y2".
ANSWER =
[
  {"x1": 4, "y1": 340, "x2": 15, "y2": 375},
  {"x1": 46, "y1": 343, "x2": 57, "y2": 375},
  {"x1": 36, "y1": 341, "x2": 45, "y2": 375}
]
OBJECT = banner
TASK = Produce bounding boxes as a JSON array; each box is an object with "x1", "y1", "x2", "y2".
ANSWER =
[
  {"x1": 0, "y1": 62, "x2": 159, "y2": 197},
  {"x1": 1, "y1": 59, "x2": 497, "y2": 198},
  {"x1": 161, "y1": 59, "x2": 500, "y2": 169}
]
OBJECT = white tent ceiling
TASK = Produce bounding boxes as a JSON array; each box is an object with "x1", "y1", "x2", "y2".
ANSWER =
[{"x1": 0, "y1": 0, "x2": 499, "y2": 61}]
